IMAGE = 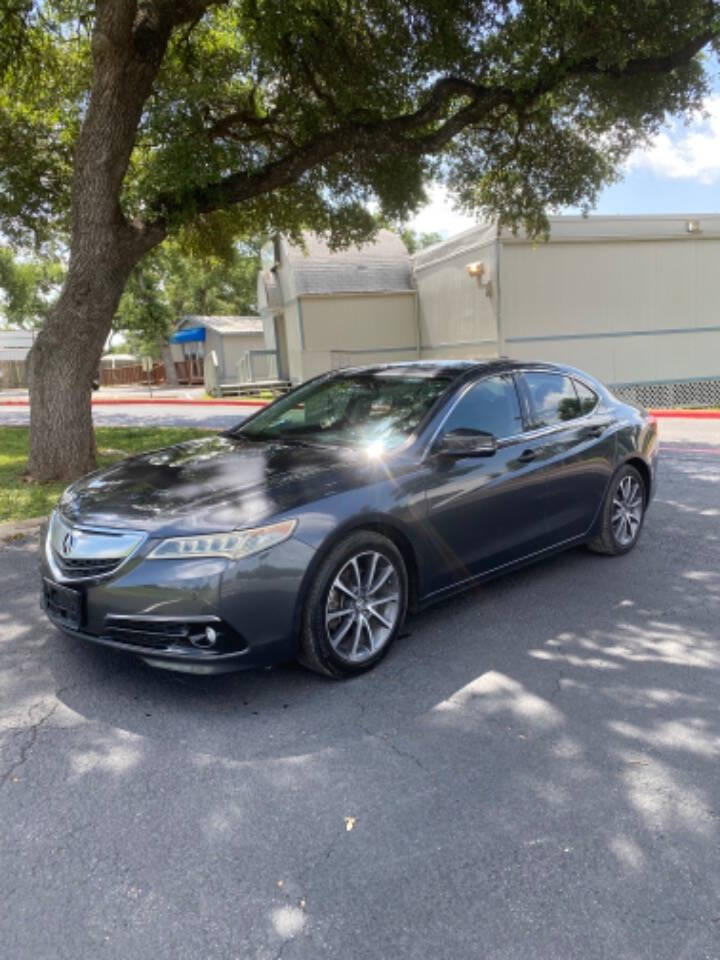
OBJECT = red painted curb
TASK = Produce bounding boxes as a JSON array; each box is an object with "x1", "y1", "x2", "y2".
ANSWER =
[
  {"x1": 1, "y1": 397, "x2": 717, "y2": 416},
  {"x1": 649, "y1": 409, "x2": 720, "y2": 420},
  {"x1": 0, "y1": 396, "x2": 268, "y2": 408}
]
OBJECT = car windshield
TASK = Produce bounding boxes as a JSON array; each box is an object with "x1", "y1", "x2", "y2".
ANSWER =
[{"x1": 237, "y1": 373, "x2": 452, "y2": 451}]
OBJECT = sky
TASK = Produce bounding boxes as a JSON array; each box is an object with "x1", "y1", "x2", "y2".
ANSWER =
[{"x1": 408, "y1": 61, "x2": 720, "y2": 238}]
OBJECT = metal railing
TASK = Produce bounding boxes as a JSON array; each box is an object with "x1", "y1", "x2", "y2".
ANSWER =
[{"x1": 238, "y1": 349, "x2": 280, "y2": 383}]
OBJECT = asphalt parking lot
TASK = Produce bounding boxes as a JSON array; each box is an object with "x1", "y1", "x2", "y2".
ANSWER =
[{"x1": 1, "y1": 425, "x2": 719, "y2": 960}]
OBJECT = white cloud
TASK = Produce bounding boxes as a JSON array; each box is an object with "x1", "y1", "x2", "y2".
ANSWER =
[
  {"x1": 626, "y1": 95, "x2": 720, "y2": 185},
  {"x1": 407, "y1": 183, "x2": 479, "y2": 238}
]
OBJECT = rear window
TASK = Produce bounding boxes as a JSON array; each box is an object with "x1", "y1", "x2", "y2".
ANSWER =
[{"x1": 522, "y1": 372, "x2": 584, "y2": 427}]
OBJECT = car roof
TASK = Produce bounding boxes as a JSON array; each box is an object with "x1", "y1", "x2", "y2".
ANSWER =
[{"x1": 331, "y1": 358, "x2": 575, "y2": 381}]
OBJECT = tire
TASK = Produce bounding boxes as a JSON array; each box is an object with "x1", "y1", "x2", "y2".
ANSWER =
[
  {"x1": 587, "y1": 464, "x2": 646, "y2": 556},
  {"x1": 299, "y1": 531, "x2": 408, "y2": 679}
]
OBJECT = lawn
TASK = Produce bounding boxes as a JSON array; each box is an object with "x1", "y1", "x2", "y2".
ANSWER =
[{"x1": 0, "y1": 426, "x2": 213, "y2": 524}]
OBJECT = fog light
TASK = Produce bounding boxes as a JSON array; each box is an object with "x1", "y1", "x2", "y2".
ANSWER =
[{"x1": 189, "y1": 625, "x2": 219, "y2": 649}]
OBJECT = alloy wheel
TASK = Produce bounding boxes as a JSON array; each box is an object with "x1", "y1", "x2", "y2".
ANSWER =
[
  {"x1": 325, "y1": 551, "x2": 401, "y2": 664},
  {"x1": 611, "y1": 474, "x2": 643, "y2": 547}
]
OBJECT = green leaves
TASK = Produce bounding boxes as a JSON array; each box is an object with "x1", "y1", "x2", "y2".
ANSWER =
[
  {"x1": 113, "y1": 235, "x2": 261, "y2": 355},
  {"x1": 0, "y1": 247, "x2": 63, "y2": 328},
  {"x1": 1, "y1": 0, "x2": 718, "y2": 249}
]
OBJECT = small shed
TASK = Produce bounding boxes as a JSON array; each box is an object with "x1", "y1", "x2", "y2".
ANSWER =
[{"x1": 169, "y1": 315, "x2": 265, "y2": 384}]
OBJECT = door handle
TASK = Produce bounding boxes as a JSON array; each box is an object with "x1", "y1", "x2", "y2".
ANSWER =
[
  {"x1": 582, "y1": 425, "x2": 605, "y2": 439},
  {"x1": 517, "y1": 448, "x2": 537, "y2": 463}
]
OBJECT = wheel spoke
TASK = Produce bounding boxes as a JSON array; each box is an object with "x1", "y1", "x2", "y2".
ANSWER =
[
  {"x1": 327, "y1": 607, "x2": 354, "y2": 622},
  {"x1": 350, "y1": 557, "x2": 362, "y2": 592},
  {"x1": 333, "y1": 579, "x2": 357, "y2": 601},
  {"x1": 329, "y1": 612, "x2": 356, "y2": 650},
  {"x1": 367, "y1": 605, "x2": 392, "y2": 629},
  {"x1": 371, "y1": 593, "x2": 399, "y2": 605},
  {"x1": 368, "y1": 564, "x2": 392, "y2": 595},
  {"x1": 350, "y1": 616, "x2": 363, "y2": 658},
  {"x1": 361, "y1": 615, "x2": 376, "y2": 652},
  {"x1": 366, "y1": 553, "x2": 379, "y2": 591}
]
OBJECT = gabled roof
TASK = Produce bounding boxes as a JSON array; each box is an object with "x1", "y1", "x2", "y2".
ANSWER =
[
  {"x1": 180, "y1": 315, "x2": 263, "y2": 334},
  {"x1": 282, "y1": 230, "x2": 413, "y2": 295}
]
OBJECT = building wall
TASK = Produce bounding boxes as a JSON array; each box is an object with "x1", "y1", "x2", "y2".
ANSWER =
[
  {"x1": 413, "y1": 229, "x2": 499, "y2": 360},
  {"x1": 219, "y1": 332, "x2": 266, "y2": 380},
  {"x1": 500, "y1": 234, "x2": 720, "y2": 385},
  {"x1": 297, "y1": 292, "x2": 418, "y2": 380}
]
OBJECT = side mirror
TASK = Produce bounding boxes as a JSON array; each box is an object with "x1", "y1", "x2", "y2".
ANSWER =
[{"x1": 436, "y1": 428, "x2": 497, "y2": 458}]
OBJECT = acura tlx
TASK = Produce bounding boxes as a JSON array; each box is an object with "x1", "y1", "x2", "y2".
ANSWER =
[{"x1": 41, "y1": 360, "x2": 658, "y2": 679}]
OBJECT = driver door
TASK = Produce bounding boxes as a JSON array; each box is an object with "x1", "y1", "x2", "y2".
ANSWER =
[{"x1": 422, "y1": 374, "x2": 551, "y2": 595}]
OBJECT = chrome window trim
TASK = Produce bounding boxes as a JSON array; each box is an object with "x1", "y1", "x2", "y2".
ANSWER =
[{"x1": 46, "y1": 511, "x2": 148, "y2": 584}]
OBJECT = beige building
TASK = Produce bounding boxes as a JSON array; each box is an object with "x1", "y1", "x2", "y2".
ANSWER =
[
  {"x1": 257, "y1": 231, "x2": 418, "y2": 383},
  {"x1": 258, "y1": 215, "x2": 720, "y2": 407}
]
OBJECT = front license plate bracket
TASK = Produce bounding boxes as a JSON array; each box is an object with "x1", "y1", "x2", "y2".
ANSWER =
[{"x1": 43, "y1": 578, "x2": 83, "y2": 631}]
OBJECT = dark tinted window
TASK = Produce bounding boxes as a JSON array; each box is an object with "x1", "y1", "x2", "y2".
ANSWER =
[
  {"x1": 574, "y1": 379, "x2": 598, "y2": 415},
  {"x1": 523, "y1": 372, "x2": 582, "y2": 427},
  {"x1": 442, "y1": 375, "x2": 523, "y2": 439}
]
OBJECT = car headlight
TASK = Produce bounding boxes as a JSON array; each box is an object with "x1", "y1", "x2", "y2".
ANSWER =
[{"x1": 147, "y1": 519, "x2": 297, "y2": 561}]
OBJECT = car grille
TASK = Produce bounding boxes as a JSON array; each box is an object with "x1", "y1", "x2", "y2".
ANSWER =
[
  {"x1": 51, "y1": 553, "x2": 124, "y2": 579},
  {"x1": 46, "y1": 511, "x2": 145, "y2": 582}
]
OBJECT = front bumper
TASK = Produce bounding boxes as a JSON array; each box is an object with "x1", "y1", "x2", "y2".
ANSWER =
[{"x1": 40, "y1": 533, "x2": 317, "y2": 673}]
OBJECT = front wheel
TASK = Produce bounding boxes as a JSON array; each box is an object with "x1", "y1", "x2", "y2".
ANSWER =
[
  {"x1": 299, "y1": 531, "x2": 408, "y2": 678},
  {"x1": 587, "y1": 464, "x2": 646, "y2": 556}
]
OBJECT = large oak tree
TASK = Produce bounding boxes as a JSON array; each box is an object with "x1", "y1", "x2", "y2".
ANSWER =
[{"x1": 1, "y1": 0, "x2": 717, "y2": 482}]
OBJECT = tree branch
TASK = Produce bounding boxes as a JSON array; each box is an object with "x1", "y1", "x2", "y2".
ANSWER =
[{"x1": 148, "y1": 24, "x2": 718, "y2": 226}]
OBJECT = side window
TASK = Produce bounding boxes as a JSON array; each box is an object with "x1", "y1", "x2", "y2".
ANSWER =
[
  {"x1": 573, "y1": 379, "x2": 598, "y2": 415},
  {"x1": 442, "y1": 375, "x2": 523, "y2": 439},
  {"x1": 522, "y1": 372, "x2": 582, "y2": 427}
]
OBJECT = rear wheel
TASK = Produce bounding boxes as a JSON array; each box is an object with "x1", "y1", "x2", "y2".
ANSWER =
[
  {"x1": 299, "y1": 531, "x2": 408, "y2": 678},
  {"x1": 587, "y1": 464, "x2": 646, "y2": 556}
]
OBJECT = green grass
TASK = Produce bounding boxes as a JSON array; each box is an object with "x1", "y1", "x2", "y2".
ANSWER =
[{"x1": 0, "y1": 426, "x2": 213, "y2": 524}]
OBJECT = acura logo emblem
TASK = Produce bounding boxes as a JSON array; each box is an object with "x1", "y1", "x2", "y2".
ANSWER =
[{"x1": 62, "y1": 531, "x2": 75, "y2": 556}]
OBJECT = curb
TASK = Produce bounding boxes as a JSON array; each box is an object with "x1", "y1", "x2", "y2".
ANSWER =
[
  {"x1": 649, "y1": 409, "x2": 720, "y2": 420},
  {"x1": 0, "y1": 396, "x2": 268, "y2": 408}
]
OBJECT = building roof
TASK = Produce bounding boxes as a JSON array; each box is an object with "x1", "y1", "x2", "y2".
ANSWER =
[
  {"x1": 282, "y1": 230, "x2": 413, "y2": 295},
  {"x1": 413, "y1": 221, "x2": 496, "y2": 271},
  {"x1": 413, "y1": 213, "x2": 720, "y2": 270},
  {"x1": 180, "y1": 315, "x2": 263, "y2": 335},
  {"x1": 501, "y1": 212, "x2": 720, "y2": 243}
]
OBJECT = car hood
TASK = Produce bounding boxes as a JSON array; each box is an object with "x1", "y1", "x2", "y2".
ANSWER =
[{"x1": 58, "y1": 434, "x2": 386, "y2": 535}]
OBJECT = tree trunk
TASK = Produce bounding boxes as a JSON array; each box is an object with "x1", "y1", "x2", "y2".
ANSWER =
[
  {"x1": 27, "y1": 239, "x2": 138, "y2": 482},
  {"x1": 26, "y1": 1, "x2": 171, "y2": 483}
]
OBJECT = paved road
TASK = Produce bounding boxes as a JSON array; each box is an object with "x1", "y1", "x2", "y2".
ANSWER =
[
  {"x1": 0, "y1": 401, "x2": 261, "y2": 430},
  {"x1": 1, "y1": 397, "x2": 718, "y2": 443},
  {"x1": 1, "y1": 438, "x2": 720, "y2": 959}
]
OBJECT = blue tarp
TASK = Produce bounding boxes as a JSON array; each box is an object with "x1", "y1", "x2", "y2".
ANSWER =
[{"x1": 170, "y1": 326, "x2": 206, "y2": 343}]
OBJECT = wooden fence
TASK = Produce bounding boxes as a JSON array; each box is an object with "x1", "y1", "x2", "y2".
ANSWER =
[{"x1": 101, "y1": 363, "x2": 166, "y2": 386}]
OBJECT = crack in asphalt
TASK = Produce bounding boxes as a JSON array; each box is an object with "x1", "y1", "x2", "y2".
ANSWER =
[{"x1": 0, "y1": 698, "x2": 61, "y2": 788}]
